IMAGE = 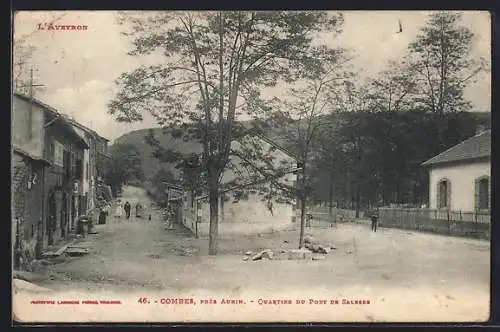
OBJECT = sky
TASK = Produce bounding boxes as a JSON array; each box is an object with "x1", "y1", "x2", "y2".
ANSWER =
[{"x1": 12, "y1": 11, "x2": 491, "y2": 142}]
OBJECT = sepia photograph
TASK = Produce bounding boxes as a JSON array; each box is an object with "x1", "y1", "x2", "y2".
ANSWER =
[{"x1": 12, "y1": 10, "x2": 491, "y2": 323}]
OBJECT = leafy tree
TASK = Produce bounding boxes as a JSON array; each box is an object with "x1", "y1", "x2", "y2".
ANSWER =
[
  {"x1": 109, "y1": 11, "x2": 345, "y2": 255},
  {"x1": 408, "y1": 11, "x2": 489, "y2": 150},
  {"x1": 263, "y1": 60, "x2": 350, "y2": 248},
  {"x1": 102, "y1": 143, "x2": 144, "y2": 196},
  {"x1": 365, "y1": 60, "x2": 418, "y2": 112}
]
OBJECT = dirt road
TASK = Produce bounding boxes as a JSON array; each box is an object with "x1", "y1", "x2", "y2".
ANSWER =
[{"x1": 15, "y1": 186, "x2": 490, "y2": 323}]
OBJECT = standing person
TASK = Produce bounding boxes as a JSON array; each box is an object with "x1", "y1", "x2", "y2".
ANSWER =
[
  {"x1": 98, "y1": 204, "x2": 108, "y2": 225},
  {"x1": 371, "y1": 208, "x2": 379, "y2": 232},
  {"x1": 124, "y1": 201, "x2": 131, "y2": 219}
]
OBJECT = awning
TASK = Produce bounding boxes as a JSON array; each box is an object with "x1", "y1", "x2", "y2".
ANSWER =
[{"x1": 12, "y1": 146, "x2": 52, "y2": 167}]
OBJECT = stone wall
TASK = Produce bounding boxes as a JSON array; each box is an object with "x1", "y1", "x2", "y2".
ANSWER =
[{"x1": 12, "y1": 153, "x2": 43, "y2": 268}]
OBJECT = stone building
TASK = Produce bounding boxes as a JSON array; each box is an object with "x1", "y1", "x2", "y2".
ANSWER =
[
  {"x1": 43, "y1": 111, "x2": 89, "y2": 245},
  {"x1": 12, "y1": 93, "x2": 89, "y2": 260},
  {"x1": 67, "y1": 119, "x2": 111, "y2": 221},
  {"x1": 12, "y1": 94, "x2": 52, "y2": 267}
]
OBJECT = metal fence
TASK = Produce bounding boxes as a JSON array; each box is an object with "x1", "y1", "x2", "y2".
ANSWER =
[
  {"x1": 378, "y1": 208, "x2": 491, "y2": 240},
  {"x1": 307, "y1": 206, "x2": 490, "y2": 240}
]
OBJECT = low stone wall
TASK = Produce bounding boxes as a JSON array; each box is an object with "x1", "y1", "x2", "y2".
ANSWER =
[{"x1": 195, "y1": 221, "x2": 294, "y2": 239}]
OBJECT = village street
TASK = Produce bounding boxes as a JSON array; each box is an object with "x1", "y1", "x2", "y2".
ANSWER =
[{"x1": 14, "y1": 185, "x2": 490, "y2": 322}]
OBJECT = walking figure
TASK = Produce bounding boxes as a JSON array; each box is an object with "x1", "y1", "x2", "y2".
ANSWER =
[
  {"x1": 124, "y1": 201, "x2": 131, "y2": 219},
  {"x1": 371, "y1": 209, "x2": 379, "y2": 232}
]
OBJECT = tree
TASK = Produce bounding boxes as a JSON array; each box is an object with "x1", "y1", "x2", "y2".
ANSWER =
[
  {"x1": 264, "y1": 61, "x2": 350, "y2": 248},
  {"x1": 365, "y1": 60, "x2": 418, "y2": 112},
  {"x1": 408, "y1": 11, "x2": 488, "y2": 150},
  {"x1": 109, "y1": 11, "x2": 345, "y2": 255},
  {"x1": 102, "y1": 143, "x2": 144, "y2": 196}
]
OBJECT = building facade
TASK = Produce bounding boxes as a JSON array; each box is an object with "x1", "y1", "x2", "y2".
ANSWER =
[
  {"x1": 12, "y1": 95, "x2": 52, "y2": 266},
  {"x1": 13, "y1": 93, "x2": 89, "y2": 258},
  {"x1": 69, "y1": 120, "x2": 110, "y2": 221},
  {"x1": 422, "y1": 130, "x2": 491, "y2": 212},
  {"x1": 182, "y1": 133, "x2": 299, "y2": 237},
  {"x1": 43, "y1": 116, "x2": 88, "y2": 246}
]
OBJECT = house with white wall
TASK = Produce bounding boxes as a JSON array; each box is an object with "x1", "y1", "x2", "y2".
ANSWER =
[
  {"x1": 422, "y1": 130, "x2": 491, "y2": 213},
  {"x1": 182, "y1": 132, "x2": 299, "y2": 237}
]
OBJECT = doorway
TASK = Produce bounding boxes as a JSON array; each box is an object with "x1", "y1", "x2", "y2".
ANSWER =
[
  {"x1": 47, "y1": 193, "x2": 56, "y2": 245},
  {"x1": 71, "y1": 195, "x2": 76, "y2": 231},
  {"x1": 61, "y1": 193, "x2": 67, "y2": 238}
]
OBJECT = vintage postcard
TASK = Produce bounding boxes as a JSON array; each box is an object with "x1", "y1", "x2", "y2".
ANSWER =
[{"x1": 12, "y1": 10, "x2": 491, "y2": 323}]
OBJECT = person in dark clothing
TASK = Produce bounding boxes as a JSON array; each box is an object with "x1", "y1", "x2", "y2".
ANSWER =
[
  {"x1": 371, "y1": 210, "x2": 379, "y2": 232},
  {"x1": 124, "y1": 201, "x2": 131, "y2": 219},
  {"x1": 98, "y1": 204, "x2": 109, "y2": 225}
]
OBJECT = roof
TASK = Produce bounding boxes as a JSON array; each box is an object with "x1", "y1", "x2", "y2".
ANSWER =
[
  {"x1": 12, "y1": 146, "x2": 52, "y2": 166},
  {"x1": 254, "y1": 132, "x2": 298, "y2": 160},
  {"x1": 195, "y1": 166, "x2": 301, "y2": 200},
  {"x1": 236, "y1": 121, "x2": 298, "y2": 160},
  {"x1": 14, "y1": 93, "x2": 90, "y2": 150},
  {"x1": 422, "y1": 130, "x2": 491, "y2": 167},
  {"x1": 67, "y1": 118, "x2": 110, "y2": 142}
]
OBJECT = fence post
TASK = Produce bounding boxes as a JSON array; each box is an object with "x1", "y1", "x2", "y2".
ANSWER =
[
  {"x1": 195, "y1": 201, "x2": 201, "y2": 239},
  {"x1": 447, "y1": 210, "x2": 451, "y2": 235},
  {"x1": 474, "y1": 210, "x2": 478, "y2": 235}
]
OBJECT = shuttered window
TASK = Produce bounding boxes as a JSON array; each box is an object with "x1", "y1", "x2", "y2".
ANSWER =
[
  {"x1": 437, "y1": 179, "x2": 451, "y2": 209},
  {"x1": 475, "y1": 176, "x2": 490, "y2": 211}
]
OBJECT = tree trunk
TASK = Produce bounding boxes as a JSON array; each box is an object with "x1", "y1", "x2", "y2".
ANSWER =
[
  {"x1": 328, "y1": 170, "x2": 334, "y2": 215},
  {"x1": 220, "y1": 192, "x2": 225, "y2": 223},
  {"x1": 298, "y1": 196, "x2": 307, "y2": 249},
  {"x1": 208, "y1": 185, "x2": 219, "y2": 256},
  {"x1": 355, "y1": 184, "x2": 361, "y2": 218}
]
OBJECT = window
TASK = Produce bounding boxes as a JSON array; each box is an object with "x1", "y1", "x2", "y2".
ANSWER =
[
  {"x1": 437, "y1": 179, "x2": 451, "y2": 209},
  {"x1": 475, "y1": 176, "x2": 490, "y2": 210},
  {"x1": 53, "y1": 141, "x2": 65, "y2": 166},
  {"x1": 74, "y1": 159, "x2": 83, "y2": 180},
  {"x1": 63, "y1": 150, "x2": 71, "y2": 179}
]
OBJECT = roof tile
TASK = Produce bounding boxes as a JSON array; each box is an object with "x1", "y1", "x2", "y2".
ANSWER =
[{"x1": 422, "y1": 130, "x2": 491, "y2": 166}]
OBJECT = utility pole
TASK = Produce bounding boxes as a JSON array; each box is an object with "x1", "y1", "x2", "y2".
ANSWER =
[{"x1": 27, "y1": 67, "x2": 45, "y2": 139}]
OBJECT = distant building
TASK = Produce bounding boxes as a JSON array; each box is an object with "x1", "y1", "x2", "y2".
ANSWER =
[
  {"x1": 422, "y1": 129, "x2": 491, "y2": 212},
  {"x1": 67, "y1": 119, "x2": 111, "y2": 218},
  {"x1": 182, "y1": 133, "x2": 299, "y2": 237}
]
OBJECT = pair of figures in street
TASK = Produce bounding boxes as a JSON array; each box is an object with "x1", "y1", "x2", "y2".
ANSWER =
[{"x1": 113, "y1": 200, "x2": 144, "y2": 220}]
